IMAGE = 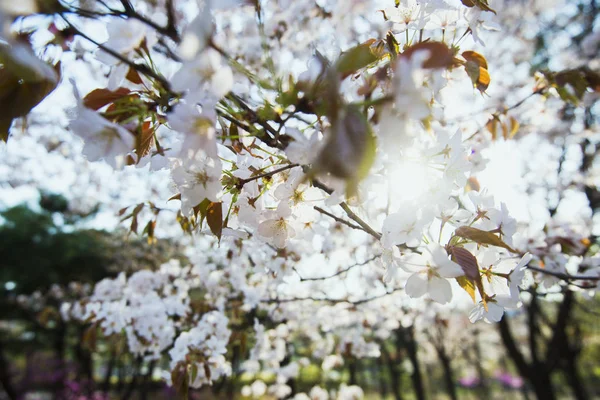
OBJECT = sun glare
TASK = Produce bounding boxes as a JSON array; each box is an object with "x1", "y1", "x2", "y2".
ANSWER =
[{"x1": 379, "y1": 158, "x2": 436, "y2": 208}]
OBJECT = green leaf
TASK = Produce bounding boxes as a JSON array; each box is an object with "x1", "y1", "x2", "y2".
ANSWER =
[
  {"x1": 335, "y1": 40, "x2": 378, "y2": 78},
  {"x1": 385, "y1": 32, "x2": 400, "y2": 58},
  {"x1": 195, "y1": 198, "x2": 212, "y2": 225},
  {"x1": 454, "y1": 226, "x2": 516, "y2": 253},
  {"x1": 190, "y1": 363, "x2": 198, "y2": 384},
  {"x1": 313, "y1": 104, "x2": 376, "y2": 197}
]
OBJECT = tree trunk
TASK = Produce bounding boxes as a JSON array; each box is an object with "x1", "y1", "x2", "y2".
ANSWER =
[
  {"x1": 102, "y1": 348, "x2": 117, "y2": 395},
  {"x1": 472, "y1": 329, "x2": 489, "y2": 398},
  {"x1": 563, "y1": 360, "x2": 588, "y2": 400},
  {"x1": 436, "y1": 346, "x2": 457, "y2": 400},
  {"x1": 121, "y1": 357, "x2": 141, "y2": 400},
  {"x1": 398, "y1": 327, "x2": 425, "y2": 400},
  {"x1": 348, "y1": 357, "x2": 358, "y2": 386},
  {"x1": 139, "y1": 360, "x2": 156, "y2": 400},
  {"x1": 498, "y1": 316, "x2": 556, "y2": 400},
  {"x1": 380, "y1": 341, "x2": 402, "y2": 400}
]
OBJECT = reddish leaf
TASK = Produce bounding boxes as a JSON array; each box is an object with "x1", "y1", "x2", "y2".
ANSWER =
[
  {"x1": 168, "y1": 193, "x2": 182, "y2": 202},
  {"x1": 136, "y1": 121, "x2": 155, "y2": 159},
  {"x1": 402, "y1": 42, "x2": 454, "y2": 69},
  {"x1": 206, "y1": 202, "x2": 223, "y2": 240},
  {"x1": 454, "y1": 226, "x2": 516, "y2": 253},
  {"x1": 126, "y1": 67, "x2": 143, "y2": 84},
  {"x1": 83, "y1": 87, "x2": 131, "y2": 110},
  {"x1": 448, "y1": 246, "x2": 479, "y2": 280}
]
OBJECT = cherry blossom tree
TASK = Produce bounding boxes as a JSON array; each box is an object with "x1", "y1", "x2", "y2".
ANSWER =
[{"x1": 1, "y1": 0, "x2": 600, "y2": 399}]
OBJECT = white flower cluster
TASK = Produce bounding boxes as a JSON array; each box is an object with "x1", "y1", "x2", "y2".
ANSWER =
[
  {"x1": 165, "y1": 310, "x2": 232, "y2": 388},
  {"x1": 66, "y1": 261, "x2": 192, "y2": 359}
]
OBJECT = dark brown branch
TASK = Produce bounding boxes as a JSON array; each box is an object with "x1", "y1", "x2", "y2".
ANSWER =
[
  {"x1": 237, "y1": 164, "x2": 299, "y2": 186},
  {"x1": 526, "y1": 265, "x2": 600, "y2": 282}
]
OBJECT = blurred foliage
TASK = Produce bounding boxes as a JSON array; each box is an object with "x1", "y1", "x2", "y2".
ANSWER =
[{"x1": 0, "y1": 193, "x2": 186, "y2": 306}]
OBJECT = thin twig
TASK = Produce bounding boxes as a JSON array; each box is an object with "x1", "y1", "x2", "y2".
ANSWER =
[
  {"x1": 313, "y1": 206, "x2": 363, "y2": 232},
  {"x1": 238, "y1": 164, "x2": 299, "y2": 186},
  {"x1": 312, "y1": 179, "x2": 382, "y2": 241},
  {"x1": 447, "y1": 88, "x2": 545, "y2": 123},
  {"x1": 60, "y1": 15, "x2": 173, "y2": 91},
  {"x1": 299, "y1": 254, "x2": 381, "y2": 281},
  {"x1": 261, "y1": 287, "x2": 403, "y2": 305},
  {"x1": 339, "y1": 202, "x2": 382, "y2": 240}
]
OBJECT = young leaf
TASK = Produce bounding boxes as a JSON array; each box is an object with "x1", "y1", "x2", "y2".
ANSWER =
[
  {"x1": 508, "y1": 117, "x2": 520, "y2": 139},
  {"x1": 402, "y1": 42, "x2": 454, "y2": 69},
  {"x1": 168, "y1": 193, "x2": 182, "y2": 202},
  {"x1": 454, "y1": 226, "x2": 517, "y2": 253},
  {"x1": 190, "y1": 363, "x2": 198, "y2": 384},
  {"x1": 82, "y1": 324, "x2": 98, "y2": 351},
  {"x1": 456, "y1": 275, "x2": 476, "y2": 302},
  {"x1": 0, "y1": 42, "x2": 59, "y2": 141},
  {"x1": 83, "y1": 87, "x2": 131, "y2": 110},
  {"x1": 126, "y1": 67, "x2": 143, "y2": 84},
  {"x1": 136, "y1": 121, "x2": 155, "y2": 159},
  {"x1": 313, "y1": 104, "x2": 376, "y2": 197},
  {"x1": 206, "y1": 202, "x2": 223, "y2": 240},
  {"x1": 195, "y1": 198, "x2": 212, "y2": 225},
  {"x1": 335, "y1": 40, "x2": 378, "y2": 78},
  {"x1": 462, "y1": 51, "x2": 490, "y2": 93},
  {"x1": 448, "y1": 246, "x2": 479, "y2": 280},
  {"x1": 460, "y1": 0, "x2": 496, "y2": 14}
]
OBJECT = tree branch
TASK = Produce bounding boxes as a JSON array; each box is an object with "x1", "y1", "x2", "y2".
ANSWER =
[
  {"x1": 299, "y1": 254, "x2": 381, "y2": 281},
  {"x1": 312, "y1": 179, "x2": 383, "y2": 241},
  {"x1": 526, "y1": 265, "x2": 600, "y2": 283},
  {"x1": 237, "y1": 163, "x2": 298, "y2": 186},
  {"x1": 313, "y1": 206, "x2": 364, "y2": 232},
  {"x1": 261, "y1": 287, "x2": 402, "y2": 305},
  {"x1": 60, "y1": 15, "x2": 173, "y2": 92}
]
